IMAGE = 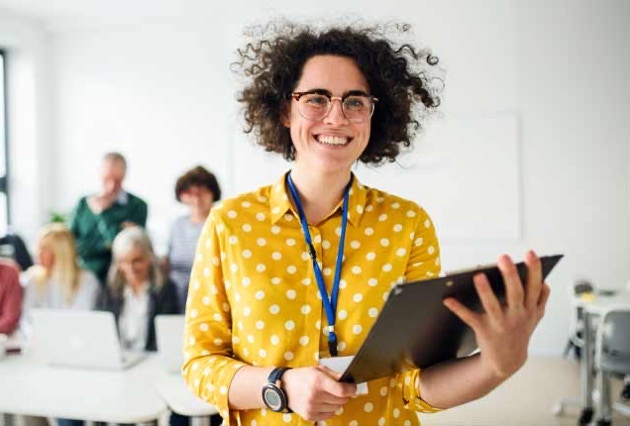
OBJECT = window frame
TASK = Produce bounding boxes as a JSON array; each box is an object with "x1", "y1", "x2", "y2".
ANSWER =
[{"x1": 0, "y1": 49, "x2": 10, "y2": 227}]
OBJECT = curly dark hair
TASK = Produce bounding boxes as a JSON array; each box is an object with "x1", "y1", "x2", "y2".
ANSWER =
[
  {"x1": 233, "y1": 21, "x2": 444, "y2": 164},
  {"x1": 174, "y1": 166, "x2": 222, "y2": 202}
]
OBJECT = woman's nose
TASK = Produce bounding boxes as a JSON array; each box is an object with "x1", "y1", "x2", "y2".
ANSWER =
[{"x1": 323, "y1": 98, "x2": 349, "y2": 125}]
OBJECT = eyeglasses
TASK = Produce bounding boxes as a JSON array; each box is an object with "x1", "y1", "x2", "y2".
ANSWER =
[{"x1": 290, "y1": 91, "x2": 379, "y2": 123}]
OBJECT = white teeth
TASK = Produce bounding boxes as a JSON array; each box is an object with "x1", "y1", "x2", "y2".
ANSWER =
[{"x1": 317, "y1": 135, "x2": 349, "y2": 145}]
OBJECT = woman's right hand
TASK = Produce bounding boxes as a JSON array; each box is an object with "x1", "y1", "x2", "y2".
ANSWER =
[{"x1": 282, "y1": 365, "x2": 357, "y2": 422}]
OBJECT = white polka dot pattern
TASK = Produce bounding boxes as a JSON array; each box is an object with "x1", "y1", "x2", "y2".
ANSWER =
[{"x1": 182, "y1": 173, "x2": 441, "y2": 426}]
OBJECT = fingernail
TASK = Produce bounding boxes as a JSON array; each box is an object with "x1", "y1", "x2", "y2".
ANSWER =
[{"x1": 473, "y1": 273, "x2": 487, "y2": 285}]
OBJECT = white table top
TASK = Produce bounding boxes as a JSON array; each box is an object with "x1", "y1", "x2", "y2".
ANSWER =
[
  {"x1": 154, "y1": 372, "x2": 218, "y2": 417},
  {"x1": 0, "y1": 352, "x2": 167, "y2": 423},
  {"x1": 580, "y1": 291, "x2": 630, "y2": 315}
]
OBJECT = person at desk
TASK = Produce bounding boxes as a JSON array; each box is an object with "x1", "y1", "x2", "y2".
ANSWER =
[
  {"x1": 21, "y1": 223, "x2": 100, "y2": 321},
  {"x1": 0, "y1": 260, "x2": 22, "y2": 336},
  {"x1": 97, "y1": 226, "x2": 179, "y2": 352},
  {"x1": 70, "y1": 152, "x2": 148, "y2": 285},
  {"x1": 0, "y1": 231, "x2": 34, "y2": 272},
  {"x1": 183, "y1": 21, "x2": 551, "y2": 425},
  {"x1": 97, "y1": 227, "x2": 187, "y2": 426},
  {"x1": 166, "y1": 165, "x2": 222, "y2": 313}
]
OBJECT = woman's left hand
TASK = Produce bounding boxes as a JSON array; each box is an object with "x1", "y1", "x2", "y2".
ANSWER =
[{"x1": 443, "y1": 250, "x2": 550, "y2": 379}]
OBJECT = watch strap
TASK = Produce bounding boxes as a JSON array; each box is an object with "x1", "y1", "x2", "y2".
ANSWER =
[
  {"x1": 268, "y1": 367, "x2": 291, "y2": 385},
  {"x1": 264, "y1": 367, "x2": 292, "y2": 413}
]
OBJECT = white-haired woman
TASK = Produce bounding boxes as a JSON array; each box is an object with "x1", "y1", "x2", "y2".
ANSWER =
[{"x1": 97, "y1": 226, "x2": 178, "y2": 352}]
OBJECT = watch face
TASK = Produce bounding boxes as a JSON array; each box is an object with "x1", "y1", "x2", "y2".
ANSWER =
[{"x1": 262, "y1": 384, "x2": 285, "y2": 411}]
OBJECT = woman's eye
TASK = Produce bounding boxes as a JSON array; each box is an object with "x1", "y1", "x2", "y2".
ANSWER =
[
  {"x1": 345, "y1": 97, "x2": 367, "y2": 109},
  {"x1": 305, "y1": 95, "x2": 328, "y2": 106}
]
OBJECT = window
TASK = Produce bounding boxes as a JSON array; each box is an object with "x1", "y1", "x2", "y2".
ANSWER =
[{"x1": 0, "y1": 50, "x2": 9, "y2": 235}]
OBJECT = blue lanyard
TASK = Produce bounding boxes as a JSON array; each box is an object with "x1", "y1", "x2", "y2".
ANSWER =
[{"x1": 286, "y1": 172, "x2": 352, "y2": 357}]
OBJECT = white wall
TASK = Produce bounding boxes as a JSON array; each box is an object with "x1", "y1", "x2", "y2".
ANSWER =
[
  {"x1": 52, "y1": 25, "x2": 237, "y2": 253},
  {"x1": 0, "y1": 7, "x2": 54, "y2": 244},
  {"x1": 6, "y1": 0, "x2": 630, "y2": 355}
]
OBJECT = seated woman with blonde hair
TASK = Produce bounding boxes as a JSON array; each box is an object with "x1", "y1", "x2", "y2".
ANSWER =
[
  {"x1": 22, "y1": 223, "x2": 100, "y2": 321},
  {"x1": 97, "y1": 226, "x2": 179, "y2": 352}
]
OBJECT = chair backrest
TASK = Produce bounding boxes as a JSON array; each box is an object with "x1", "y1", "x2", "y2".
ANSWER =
[
  {"x1": 154, "y1": 314, "x2": 185, "y2": 374},
  {"x1": 574, "y1": 280, "x2": 594, "y2": 296},
  {"x1": 600, "y1": 308, "x2": 630, "y2": 356}
]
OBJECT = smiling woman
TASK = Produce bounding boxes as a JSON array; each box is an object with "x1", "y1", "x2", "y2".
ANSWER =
[
  {"x1": 182, "y1": 20, "x2": 551, "y2": 426},
  {"x1": 236, "y1": 23, "x2": 442, "y2": 165}
]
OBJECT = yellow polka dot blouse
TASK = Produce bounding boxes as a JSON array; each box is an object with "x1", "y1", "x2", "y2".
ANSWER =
[{"x1": 183, "y1": 172, "x2": 442, "y2": 425}]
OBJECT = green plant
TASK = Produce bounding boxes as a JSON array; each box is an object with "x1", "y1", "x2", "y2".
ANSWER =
[{"x1": 48, "y1": 210, "x2": 69, "y2": 224}]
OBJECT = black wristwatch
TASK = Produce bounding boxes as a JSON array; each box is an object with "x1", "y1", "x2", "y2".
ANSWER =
[{"x1": 262, "y1": 367, "x2": 292, "y2": 413}]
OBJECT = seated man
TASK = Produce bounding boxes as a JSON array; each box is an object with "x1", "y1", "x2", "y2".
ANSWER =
[
  {"x1": 70, "y1": 152, "x2": 148, "y2": 285},
  {"x1": 0, "y1": 260, "x2": 22, "y2": 336}
]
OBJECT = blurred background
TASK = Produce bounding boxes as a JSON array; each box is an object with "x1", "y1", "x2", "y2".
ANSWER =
[{"x1": 0, "y1": 0, "x2": 628, "y2": 357}]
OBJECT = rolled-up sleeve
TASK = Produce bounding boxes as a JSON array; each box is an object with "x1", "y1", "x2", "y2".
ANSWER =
[{"x1": 398, "y1": 369, "x2": 443, "y2": 413}]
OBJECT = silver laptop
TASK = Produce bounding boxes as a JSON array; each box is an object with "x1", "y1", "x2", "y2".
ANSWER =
[
  {"x1": 154, "y1": 314, "x2": 185, "y2": 374},
  {"x1": 31, "y1": 309, "x2": 147, "y2": 370}
]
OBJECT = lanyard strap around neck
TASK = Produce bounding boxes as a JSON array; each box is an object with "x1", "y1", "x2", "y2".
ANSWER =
[{"x1": 286, "y1": 172, "x2": 352, "y2": 357}]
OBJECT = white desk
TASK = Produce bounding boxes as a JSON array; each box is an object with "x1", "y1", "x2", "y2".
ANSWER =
[
  {"x1": 0, "y1": 352, "x2": 167, "y2": 423},
  {"x1": 580, "y1": 291, "x2": 630, "y2": 425},
  {"x1": 154, "y1": 372, "x2": 218, "y2": 426}
]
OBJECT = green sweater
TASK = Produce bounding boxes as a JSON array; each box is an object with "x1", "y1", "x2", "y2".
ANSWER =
[{"x1": 69, "y1": 192, "x2": 148, "y2": 284}]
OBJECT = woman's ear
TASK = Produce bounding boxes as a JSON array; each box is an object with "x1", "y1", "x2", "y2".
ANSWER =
[{"x1": 281, "y1": 104, "x2": 291, "y2": 128}]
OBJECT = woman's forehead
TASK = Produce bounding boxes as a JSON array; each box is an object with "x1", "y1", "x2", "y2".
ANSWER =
[
  {"x1": 296, "y1": 55, "x2": 369, "y2": 93},
  {"x1": 119, "y1": 245, "x2": 146, "y2": 259}
]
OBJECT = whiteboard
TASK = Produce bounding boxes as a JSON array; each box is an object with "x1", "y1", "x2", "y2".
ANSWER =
[
  {"x1": 230, "y1": 113, "x2": 521, "y2": 242},
  {"x1": 357, "y1": 113, "x2": 521, "y2": 241}
]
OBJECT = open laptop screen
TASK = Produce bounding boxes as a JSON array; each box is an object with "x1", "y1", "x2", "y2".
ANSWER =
[{"x1": 31, "y1": 309, "x2": 145, "y2": 370}]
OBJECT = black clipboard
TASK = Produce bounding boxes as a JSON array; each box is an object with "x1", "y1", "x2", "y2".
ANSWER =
[{"x1": 339, "y1": 254, "x2": 563, "y2": 383}]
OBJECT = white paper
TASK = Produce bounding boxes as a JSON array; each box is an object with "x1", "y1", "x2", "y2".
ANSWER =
[{"x1": 318, "y1": 356, "x2": 368, "y2": 395}]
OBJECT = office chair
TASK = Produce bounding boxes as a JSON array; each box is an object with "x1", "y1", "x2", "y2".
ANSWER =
[{"x1": 593, "y1": 307, "x2": 630, "y2": 425}]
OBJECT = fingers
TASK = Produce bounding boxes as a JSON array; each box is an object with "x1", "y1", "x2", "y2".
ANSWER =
[
  {"x1": 447, "y1": 252, "x2": 547, "y2": 321},
  {"x1": 497, "y1": 254, "x2": 525, "y2": 310},
  {"x1": 539, "y1": 283, "x2": 550, "y2": 305},
  {"x1": 536, "y1": 283, "x2": 551, "y2": 321},
  {"x1": 474, "y1": 273, "x2": 503, "y2": 320},
  {"x1": 319, "y1": 371, "x2": 357, "y2": 398},
  {"x1": 316, "y1": 365, "x2": 356, "y2": 400},
  {"x1": 318, "y1": 394, "x2": 352, "y2": 405},
  {"x1": 443, "y1": 273, "x2": 503, "y2": 329},
  {"x1": 311, "y1": 402, "x2": 343, "y2": 413},
  {"x1": 283, "y1": 366, "x2": 355, "y2": 422},
  {"x1": 306, "y1": 408, "x2": 337, "y2": 422},
  {"x1": 524, "y1": 250, "x2": 543, "y2": 310},
  {"x1": 443, "y1": 297, "x2": 481, "y2": 329},
  {"x1": 317, "y1": 365, "x2": 342, "y2": 380}
]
